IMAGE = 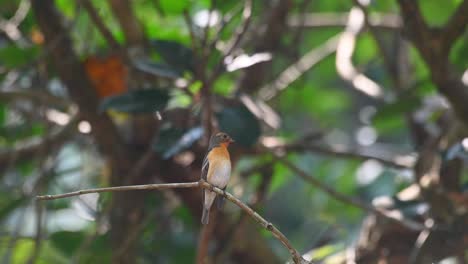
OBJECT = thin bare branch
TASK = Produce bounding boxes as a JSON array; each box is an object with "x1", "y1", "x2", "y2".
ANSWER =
[
  {"x1": 397, "y1": 0, "x2": 468, "y2": 127},
  {"x1": 32, "y1": 0, "x2": 129, "y2": 167},
  {"x1": 37, "y1": 180, "x2": 311, "y2": 263},
  {"x1": 221, "y1": 0, "x2": 253, "y2": 57},
  {"x1": 0, "y1": 90, "x2": 72, "y2": 108},
  {"x1": 0, "y1": 0, "x2": 30, "y2": 45},
  {"x1": 79, "y1": 0, "x2": 120, "y2": 50},
  {"x1": 36, "y1": 182, "x2": 199, "y2": 200},
  {"x1": 278, "y1": 142, "x2": 416, "y2": 169},
  {"x1": 409, "y1": 229, "x2": 432, "y2": 263},
  {"x1": 336, "y1": 7, "x2": 384, "y2": 99},
  {"x1": 183, "y1": 10, "x2": 200, "y2": 56},
  {"x1": 201, "y1": 0, "x2": 217, "y2": 56},
  {"x1": 288, "y1": 12, "x2": 402, "y2": 30},
  {"x1": 258, "y1": 35, "x2": 340, "y2": 101},
  {"x1": 267, "y1": 149, "x2": 426, "y2": 231},
  {"x1": 207, "y1": 4, "x2": 243, "y2": 52},
  {"x1": 0, "y1": 109, "x2": 79, "y2": 169},
  {"x1": 209, "y1": 0, "x2": 253, "y2": 83},
  {"x1": 351, "y1": 0, "x2": 396, "y2": 83},
  {"x1": 289, "y1": 0, "x2": 313, "y2": 60},
  {"x1": 107, "y1": 0, "x2": 144, "y2": 45},
  {"x1": 235, "y1": 0, "x2": 292, "y2": 94},
  {"x1": 198, "y1": 181, "x2": 308, "y2": 264},
  {"x1": 441, "y1": 0, "x2": 468, "y2": 54}
]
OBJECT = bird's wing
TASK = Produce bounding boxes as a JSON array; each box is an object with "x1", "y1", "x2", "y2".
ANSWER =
[
  {"x1": 201, "y1": 154, "x2": 209, "y2": 181},
  {"x1": 201, "y1": 153, "x2": 209, "y2": 208}
]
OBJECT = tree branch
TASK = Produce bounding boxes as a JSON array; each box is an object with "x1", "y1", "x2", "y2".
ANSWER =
[
  {"x1": 266, "y1": 149, "x2": 426, "y2": 231},
  {"x1": 32, "y1": 0, "x2": 129, "y2": 168},
  {"x1": 37, "y1": 182, "x2": 199, "y2": 200},
  {"x1": 0, "y1": 90, "x2": 71, "y2": 108},
  {"x1": 397, "y1": 0, "x2": 468, "y2": 128},
  {"x1": 79, "y1": 0, "x2": 120, "y2": 50},
  {"x1": 281, "y1": 142, "x2": 416, "y2": 169},
  {"x1": 209, "y1": 0, "x2": 253, "y2": 83},
  {"x1": 107, "y1": 0, "x2": 144, "y2": 45},
  {"x1": 0, "y1": 110, "x2": 79, "y2": 170},
  {"x1": 288, "y1": 12, "x2": 402, "y2": 30},
  {"x1": 36, "y1": 180, "x2": 311, "y2": 264},
  {"x1": 258, "y1": 35, "x2": 340, "y2": 101},
  {"x1": 0, "y1": 0, "x2": 30, "y2": 46},
  {"x1": 336, "y1": 7, "x2": 384, "y2": 99},
  {"x1": 441, "y1": 0, "x2": 468, "y2": 54},
  {"x1": 236, "y1": 0, "x2": 292, "y2": 94}
]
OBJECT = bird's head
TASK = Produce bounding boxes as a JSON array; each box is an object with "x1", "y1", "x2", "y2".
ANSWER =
[{"x1": 210, "y1": 132, "x2": 235, "y2": 148}]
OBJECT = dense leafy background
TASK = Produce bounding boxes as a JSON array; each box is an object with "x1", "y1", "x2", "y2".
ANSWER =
[{"x1": 0, "y1": 0, "x2": 466, "y2": 263}]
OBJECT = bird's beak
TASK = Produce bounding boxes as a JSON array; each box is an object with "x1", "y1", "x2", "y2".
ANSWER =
[{"x1": 229, "y1": 138, "x2": 235, "y2": 143}]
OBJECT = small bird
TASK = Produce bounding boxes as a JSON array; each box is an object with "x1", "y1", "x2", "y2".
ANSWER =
[{"x1": 201, "y1": 132, "x2": 234, "y2": 225}]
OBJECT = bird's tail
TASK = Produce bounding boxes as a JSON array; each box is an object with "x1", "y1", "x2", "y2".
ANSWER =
[
  {"x1": 216, "y1": 196, "x2": 225, "y2": 210},
  {"x1": 201, "y1": 207, "x2": 210, "y2": 225}
]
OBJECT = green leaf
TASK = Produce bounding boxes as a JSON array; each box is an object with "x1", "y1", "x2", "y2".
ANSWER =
[
  {"x1": 373, "y1": 96, "x2": 421, "y2": 124},
  {"x1": 450, "y1": 38, "x2": 468, "y2": 70},
  {"x1": 159, "y1": 0, "x2": 191, "y2": 14},
  {"x1": 50, "y1": 231, "x2": 110, "y2": 261},
  {"x1": 99, "y1": 89, "x2": 170, "y2": 113},
  {"x1": 268, "y1": 163, "x2": 290, "y2": 196},
  {"x1": 173, "y1": 205, "x2": 194, "y2": 226},
  {"x1": 0, "y1": 196, "x2": 25, "y2": 221},
  {"x1": 354, "y1": 33, "x2": 378, "y2": 64},
  {"x1": 10, "y1": 239, "x2": 34, "y2": 264},
  {"x1": 50, "y1": 231, "x2": 84, "y2": 256},
  {"x1": 133, "y1": 60, "x2": 181, "y2": 79},
  {"x1": 419, "y1": 0, "x2": 462, "y2": 26},
  {"x1": 161, "y1": 126, "x2": 204, "y2": 159},
  {"x1": 152, "y1": 126, "x2": 186, "y2": 154},
  {"x1": 309, "y1": 243, "x2": 344, "y2": 260},
  {"x1": 0, "y1": 103, "x2": 5, "y2": 126},
  {"x1": 151, "y1": 39, "x2": 194, "y2": 74},
  {"x1": 153, "y1": 125, "x2": 207, "y2": 158},
  {"x1": 0, "y1": 45, "x2": 39, "y2": 68},
  {"x1": 372, "y1": 95, "x2": 421, "y2": 134},
  {"x1": 216, "y1": 105, "x2": 261, "y2": 147},
  {"x1": 0, "y1": 123, "x2": 44, "y2": 143}
]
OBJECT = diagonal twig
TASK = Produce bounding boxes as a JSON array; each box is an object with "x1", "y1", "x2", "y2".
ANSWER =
[
  {"x1": 209, "y1": 0, "x2": 253, "y2": 84},
  {"x1": 0, "y1": 0, "x2": 30, "y2": 45},
  {"x1": 267, "y1": 149, "x2": 426, "y2": 231},
  {"x1": 397, "y1": 0, "x2": 468, "y2": 127},
  {"x1": 0, "y1": 109, "x2": 79, "y2": 170},
  {"x1": 200, "y1": 0, "x2": 217, "y2": 57},
  {"x1": 79, "y1": 0, "x2": 120, "y2": 50},
  {"x1": 259, "y1": 35, "x2": 340, "y2": 101},
  {"x1": 279, "y1": 141, "x2": 416, "y2": 169},
  {"x1": 336, "y1": 7, "x2": 384, "y2": 99},
  {"x1": 440, "y1": 0, "x2": 468, "y2": 55}
]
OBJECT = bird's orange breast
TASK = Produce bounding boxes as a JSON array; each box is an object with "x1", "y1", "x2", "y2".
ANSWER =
[
  {"x1": 206, "y1": 145, "x2": 231, "y2": 185},
  {"x1": 207, "y1": 145, "x2": 230, "y2": 161}
]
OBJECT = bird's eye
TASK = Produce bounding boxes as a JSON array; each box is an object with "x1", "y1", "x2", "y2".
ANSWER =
[{"x1": 222, "y1": 134, "x2": 227, "y2": 138}]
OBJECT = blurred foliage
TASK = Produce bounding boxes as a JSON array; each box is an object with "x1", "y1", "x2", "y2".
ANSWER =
[
  {"x1": 0, "y1": 0, "x2": 466, "y2": 263},
  {"x1": 217, "y1": 105, "x2": 261, "y2": 147},
  {"x1": 99, "y1": 89, "x2": 170, "y2": 113}
]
